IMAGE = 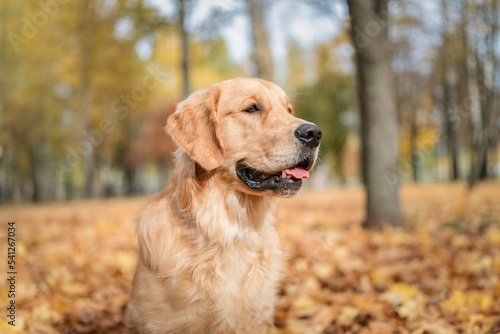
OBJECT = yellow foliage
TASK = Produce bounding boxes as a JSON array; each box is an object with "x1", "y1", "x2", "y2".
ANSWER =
[
  {"x1": 380, "y1": 283, "x2": 425, "y2": 320},
  {"x1": 441, "y1": 290, "x2": 494, "y2": 314},
  {"x1": 1, "y1": 183, "x2": 500, "y2": 332},
  {"x1": 399, "y1": 127, "x2": 439, "y2": 161},
  {"x1": 337, "y1": 306, "x2": 360, "y2": 326}
]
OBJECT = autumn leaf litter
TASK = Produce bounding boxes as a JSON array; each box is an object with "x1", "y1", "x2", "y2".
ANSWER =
[{"x1": 1, "y1": 183, "x2": 499, "y2": 333}]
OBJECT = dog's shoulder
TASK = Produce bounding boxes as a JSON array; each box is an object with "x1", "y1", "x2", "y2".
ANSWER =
[
  {"x1": 136, "y1": 187, "x2": 179, "y2": 272},
  {"x1": 137, "y1": 188, "x2": 173, "y2": 230}
]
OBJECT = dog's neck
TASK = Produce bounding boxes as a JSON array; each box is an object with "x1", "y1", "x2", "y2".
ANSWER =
[{"x1": 170, "y1": 150, "x2": 278, "y2": 246}]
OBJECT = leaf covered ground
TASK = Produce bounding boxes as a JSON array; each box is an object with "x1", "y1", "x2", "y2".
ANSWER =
[{"x1": 1, "y1": 182, "x2": 500, "y2": 334}]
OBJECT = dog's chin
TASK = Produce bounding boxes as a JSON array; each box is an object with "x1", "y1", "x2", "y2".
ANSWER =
[{"x1": 235, "y1": 155, "x2": 314, "y2": 197}]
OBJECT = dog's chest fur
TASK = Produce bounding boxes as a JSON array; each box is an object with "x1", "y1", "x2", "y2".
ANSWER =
[
  {"x1": 172, "y1": 186, "x2": 283, "y2": 331},
  {"x1": 177, "y1": 222, "x2": 283, "y2": 332},
  {"x1": 128, "y1": 168, "x2": 284, "y2": 333}
]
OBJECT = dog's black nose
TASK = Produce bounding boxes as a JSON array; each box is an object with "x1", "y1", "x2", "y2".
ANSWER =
[{"x1": 294, "y1": 124, "x2": 322, "y2": 149}]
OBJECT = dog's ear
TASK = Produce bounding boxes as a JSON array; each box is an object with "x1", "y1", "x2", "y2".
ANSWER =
[{"x1": 166, "y1": 85, "x2": 224, "y2": 171}]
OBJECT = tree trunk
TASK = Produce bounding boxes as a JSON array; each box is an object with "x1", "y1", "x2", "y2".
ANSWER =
[
  {"x1": 442, "y1": 70, "x2": 460, "y2": 180},
  {"x1": 409, "y1": 108, "x2": 419, "y2": 182},
  {"x1": 348, "y1": 0, "x2": 403, "y2": 228},
  {"x1": 464, "y1": 0, "x2": 484, "y2": 185},
  {"x1": 333, "y1": 146, "x2": 347, "y2": 185},
  {"x1": 31, "y1": 141, "x2": 40, "y2": 202},
  {"x1": 179, "y1": 0, "x2": 190, "y2": 98},
  {"x1": 440, "y1": 0, "x2": 460, "y2": 181},
  {"x1": 125, "y1": 166, "x2": 138, "y2": 196},
  {"x1": 80, "y1": 0, "x2": 94, "y2": 198},
  {"x1": 469, "y1": 0, "x2": 498, "y2": 188},
  {"x1": 469, "y1": 94, "x2": 498, "y2": 188},
  {"x1": 247, "y1": 0, "x2": 273, "y2": 80},
  {"x1": 491, "y1": 123, "x2": 498, "y2": 178}
]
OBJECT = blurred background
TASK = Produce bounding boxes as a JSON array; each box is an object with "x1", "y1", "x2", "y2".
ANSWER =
[
  {"x1": 0, "y1": 0, "x2": 498, "y2": 203},
  {"x1": 2, "y1": 1, "x2": 500, "y2": 332}
]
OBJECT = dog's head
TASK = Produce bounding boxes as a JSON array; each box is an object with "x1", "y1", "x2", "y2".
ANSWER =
[{"x1": 166, "y1": 78, "x2": 321, "y2": 197}]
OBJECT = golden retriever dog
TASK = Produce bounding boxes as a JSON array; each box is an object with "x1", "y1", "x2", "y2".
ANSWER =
[{"x1": 126, "y1": 78, "x2": 321, "y2": 334}]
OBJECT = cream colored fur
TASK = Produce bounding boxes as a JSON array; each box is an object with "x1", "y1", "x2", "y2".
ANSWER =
[{"x1": 126, "y1": 78, "x2": 317, "y2": 334}]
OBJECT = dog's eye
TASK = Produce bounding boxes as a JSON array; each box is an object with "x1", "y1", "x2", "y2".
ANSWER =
[{"x1": 243, "y1": 104, "x2": 260, "y2": 113}]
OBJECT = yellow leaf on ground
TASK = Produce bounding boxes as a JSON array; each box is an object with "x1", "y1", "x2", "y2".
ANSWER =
[{"x1": 337, "y1": 306, "x2": 359, "y2": 326}]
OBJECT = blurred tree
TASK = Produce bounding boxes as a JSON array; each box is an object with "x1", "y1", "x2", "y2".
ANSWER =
[
  {"x1": 464, "y1": 0, "x2": 483, "y2": 183},
  {"x1": 467, "y1": 0, "x2": 499, "y2": 188},
  {"x1": 295, "y1": 73, "x2": 354, "y2": 183},
  {"x1": 439, "y1": 0, "x2": 461, "y2": 181},
  {"x1": 246, "y1": 0, "x2": 274, "y2": 80},
  {"x1": 0, "y1": 2, "x2": 27, "y2": 201},
  {"x1": 1, "y1": 1, "x2": 65, "y2": 202},
  {"x1": 0, "y1": 0, "x2": 163, "y2": 201},
  {"x1": 286, "y1": 40, "x2": 307, "y2": 90},
  {"x1": 394, "y1": 71, "x2": 426, "y2": 182},
  {"x1": 78, "y1": 0, "x2": 95, "y2": 197},
  {"x1": 189, "y1": 0, "x2": 276, "y2": 80},
  {"x1": 391, "y1": 0, "x2": 461, "y2": 183},
  {"x1": 292, "y1": 35, "x2": 356, "y2": 183},
  {"x1": 178, "y1": 0, "x2": 191, "y2": 97},
  {"x1": 347, "y1": 0, "x2": 403, "y2": 228},
  {"x1": 190, "y1": 38, "x2": 244, "y2": 88},
  {"x1": 2, "y1": 0, "x2": 497, "y2": 204},
  {"x1": 65, "y1": 0, "x2": 153, "y2": 197}
]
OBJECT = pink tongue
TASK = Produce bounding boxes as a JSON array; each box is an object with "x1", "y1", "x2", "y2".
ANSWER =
[{"x1": 285, "y1": 167, "x2": 309, "y2": 179}]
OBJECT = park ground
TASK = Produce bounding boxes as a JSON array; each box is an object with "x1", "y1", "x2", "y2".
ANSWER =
[{"x1": 1, "y1": 182, "x2": 500, "y2": 333}]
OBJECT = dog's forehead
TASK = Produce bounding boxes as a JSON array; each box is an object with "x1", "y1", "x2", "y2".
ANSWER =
[{"x1": 219, "y1": 78, "x2": 288, "y2": 104}]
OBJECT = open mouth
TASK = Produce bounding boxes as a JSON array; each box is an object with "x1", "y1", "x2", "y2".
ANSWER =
[{"x1": 236, "y1": 155, "x2": 314, "y2": 194}]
